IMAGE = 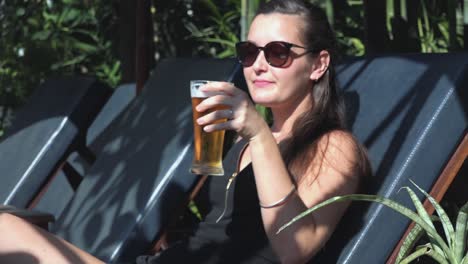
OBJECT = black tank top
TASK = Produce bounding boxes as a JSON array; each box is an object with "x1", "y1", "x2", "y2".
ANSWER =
[{"x1": 150, "y1": 140, "x2": 280, "y2": 263}]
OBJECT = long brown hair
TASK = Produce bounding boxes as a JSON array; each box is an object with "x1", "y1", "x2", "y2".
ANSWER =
[{"x1": 255, "y1": 0, "x2": 371, "y2": 184}]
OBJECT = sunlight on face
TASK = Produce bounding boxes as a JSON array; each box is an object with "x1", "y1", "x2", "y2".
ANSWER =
[{"x1": 244, "y1": 13, "x2": 315, "y2": 111}]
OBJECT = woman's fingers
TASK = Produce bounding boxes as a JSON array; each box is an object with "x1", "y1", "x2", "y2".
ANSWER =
[
  {"x1": 198, "y1": 108, "x2": 237, "y2": 133},
  {"x1": 195, "y1": 82, "x2": 247, "y2": 112},
  {"x1": 202, "y1": 120, "x2": 234, "y2": 133},
  {"x1": 201, "y1": 81, "x2": 238, "y2": 96},
  {"x1": 197, "y1": 109, "x2": 234, "y2": 126},
  {"x1": 193, "y1": 81, "x2": 263, "y2": 138},
  {"x1": 195, "y1": 94, "x2": 232, "y2": 113}
]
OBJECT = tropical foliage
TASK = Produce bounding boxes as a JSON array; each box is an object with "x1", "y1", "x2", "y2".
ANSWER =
[
  {"x1": 0, "y1": 0, "x2": 119, "y2": 135},
  {"x1": 278, "y1": 181, "x2": 468, "y2": 263},
  {"x1": 0, "y1": 0, "x2": 466, "y2": 135},
  {"x1": 385, "y1": 0, "x2": 466, "y2": 53}
]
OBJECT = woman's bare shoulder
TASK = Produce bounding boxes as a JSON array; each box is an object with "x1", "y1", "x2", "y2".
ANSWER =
[
  {"x1": 315, "y1": 130, "x2": 362, "y2": 177},
  {"x1": 305, "y1": 130, "x2": 367, "y2": 193},
  {"x1": 299, "y1": 130, "x2": 366, "y2": 205}
]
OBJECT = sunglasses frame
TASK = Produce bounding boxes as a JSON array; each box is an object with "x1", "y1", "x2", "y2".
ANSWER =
[{"x1": 235, "y1": 41, "x2": 315, "y2": 68}]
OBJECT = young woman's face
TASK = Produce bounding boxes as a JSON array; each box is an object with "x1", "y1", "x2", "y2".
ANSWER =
[{"x1": 243, "y1": 13, "x2": 315, "y2": 109}]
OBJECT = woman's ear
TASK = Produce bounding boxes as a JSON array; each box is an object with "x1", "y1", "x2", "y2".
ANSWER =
[{"x1": 310, "y1": 50, "x2": 330, "y2": 82}]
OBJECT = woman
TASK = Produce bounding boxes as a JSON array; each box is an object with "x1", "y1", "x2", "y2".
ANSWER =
[{"x1": 0, "y1": 0, "x2": 370, "y2": 263}]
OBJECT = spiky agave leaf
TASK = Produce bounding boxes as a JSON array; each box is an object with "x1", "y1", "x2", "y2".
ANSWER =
[
  {"x1": 399, "y1": 244, "x2": 449, "y2": 264},
  {"x1": 402, "y1": 186, "x2": 444, "y2": 257},
  {"x1": 462, "y1": 255, "x2": 468, "y2": 264},
  {"x1": 396, "y1": 223, "x2": 425, "y2": 263},
  {"x1": 410, "y1": 180, "x2": 455, "y2": 250},
  {"x1": 454, "y1": 202, "x2": 468, "y2": 262},
  {"x1": 277, "y1": 193, "x2": 454, "y2": 262},
  {"x1": 396, "y1": 214, "x2": 441, "y2": 263}
]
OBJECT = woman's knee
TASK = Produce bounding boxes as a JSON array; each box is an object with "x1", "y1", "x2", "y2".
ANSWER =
[
  {"x1": 0, "y1": 213, "x2": 14, "y2": 227},
  {"x1": 0, "y1": 213, "x2": 20, "y2": 247},
  {"x1": 0, "y1": 213, "x2": 25, "y2": 233}
]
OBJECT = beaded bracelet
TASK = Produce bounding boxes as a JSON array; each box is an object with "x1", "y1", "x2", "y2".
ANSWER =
[{"x1": 259, "y1": 185, "x2": 297, "y2": 209}]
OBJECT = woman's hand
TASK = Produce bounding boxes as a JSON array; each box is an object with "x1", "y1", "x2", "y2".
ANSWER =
[{"x1": 195, "y1": 81, "x2": 269, "y2": 141}]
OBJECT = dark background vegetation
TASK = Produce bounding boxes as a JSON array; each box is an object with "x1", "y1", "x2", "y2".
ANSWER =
[{"x1": 1, "y1": 0, "x2": 467, "y2": 135}]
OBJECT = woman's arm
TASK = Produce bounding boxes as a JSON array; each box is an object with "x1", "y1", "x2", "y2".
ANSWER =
[
  {"x1": 197, "y1": 82, "x2": 362, "y2": 263},
  {"x1": 249, "y1": 129, "x2": 361, "y2": 263}
]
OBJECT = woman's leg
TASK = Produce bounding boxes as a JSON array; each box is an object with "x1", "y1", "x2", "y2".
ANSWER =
[{"x1": 0, "y1": 213, "x2": 104, "y2": 264}]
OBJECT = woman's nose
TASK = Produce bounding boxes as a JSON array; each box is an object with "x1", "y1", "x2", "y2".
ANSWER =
[{"x1": 252, "y1": 50, "x2": 268, "y2": 73}]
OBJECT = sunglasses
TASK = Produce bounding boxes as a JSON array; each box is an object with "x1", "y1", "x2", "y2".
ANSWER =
[{"x1": 235, "y1": 41, "x2": 314, "y2": 68}]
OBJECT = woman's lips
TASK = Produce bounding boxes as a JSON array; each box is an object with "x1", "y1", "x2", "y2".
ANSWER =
[{"x1": 253, "y1": 80, "x2": 273, "y2": 87}]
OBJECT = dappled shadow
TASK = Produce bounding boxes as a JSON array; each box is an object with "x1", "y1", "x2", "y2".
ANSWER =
[
  {"x1": 147, "y1": 141, "x2": 280, "y2": 264},
  {"x1": 0, "y1": 252, "x2": 40, "y2": 264},
  {"x1": 0, "y1": 76, "x2": 110, "y2": 141},
  {"x1": 0, "y1": 76, "x2": 111, "y2": 208},
  {"x1": 456, "y1": 71, "x2": 468, "y2": 121},
  {"x1": 45, "y1": 58, "x2": 245, "y2": 263},
  {"x1": 343, "y1": 90, "x2": 360, "y2": 130}
]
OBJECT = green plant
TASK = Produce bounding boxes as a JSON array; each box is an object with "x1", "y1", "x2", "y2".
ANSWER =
[
  {"x1": 278, "y1": 181, "x2": 468, "y2": 264},
  {"x1": 185, "y1": 0, "x2": 241, "y2": 58},
  {"x1": 386, "y1": 0, "x2": 465, "y2": 53},
  {"x1": 0, "y1": 0, "x2": 120, "y2": 136}
]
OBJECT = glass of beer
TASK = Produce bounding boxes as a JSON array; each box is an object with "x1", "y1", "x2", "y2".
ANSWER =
[{"x1": 190, "y1": 80, "x2": 227, "y2": 176}]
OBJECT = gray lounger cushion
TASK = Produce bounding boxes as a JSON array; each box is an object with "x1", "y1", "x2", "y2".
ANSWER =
[
  {"x1": 314, "y1": 52, "x2": 467, "y2": 263},
  {"x1": 34, "y1": 83, "x2": 137, "y2": 218},
  {"x1": 53, "y1": 58, "x2": 245, "y2": 263},
  {"x1": 0, "y1": 77, "x2": 111, "y2": 208}
]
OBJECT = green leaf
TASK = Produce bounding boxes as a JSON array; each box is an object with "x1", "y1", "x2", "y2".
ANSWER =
[
  {"x1": 16, "y1": 8, "x2": 26, "y2": 17},
  {"x1": 349, "y1": 38, "x2": 365, "y2": 55},
  {"x1": 454, "y1": 202, "x2": 468, "y2": 262},
  {"x1": 216, "y1": 49, "x2": 235, "y2": 59},
  {"x1": 51, "y1": 55, "x2": 86, "y2": 70},
  {"x1": 396, "y1": 224, "x2": 425, "y2": 263},
  {"x1": 188, "y1": 200, "x2": 202, "y2": 220},
  {"x1": 422, "y1": 247, "x2": 451, "y2": 264},
  {"x1": 202, "y1": 38, "x2": 236, "y2": 47},
  {"x1": 402, "y1": 186, "x2": 443, "y2": 256},
  {"x1": 420, "y1": 0, "x2": 430, "y2": 33},
  {"x1": 32, "y1": 30, "x2": 52, "y2": 41},
  {"x1": 72, "y1": 41, "x2": 98, "y2": 53},
  {"x1": 438, "y1": 21, "x2": 450, "y2": 41},
  {"x1": 43, "y1": 11, "x2": 59, "y2": 23},
  {"x1": 410, "y1": 180, "x2": 455, "y2": 249},
  {"x1": 277, "y1": 194, "x2": 455, "y2": 262},
  {"x1": 201, "y1": 0, "x2": 221, "y2": 18},
  {"x1": 403, "y1": 187, "x2": 435, "y2": 228},
  {"x1": 61, "y1": 8, "x2": 81, "y2": 24},
  {"x1": 185, "y1": 23, "x2": 216, "y2": 38},
  {"x1": 72, "y1": 29, "x2": 99, "y2": 42},
  {"x1": 255, "y1": 105, "x2": 272, "y2": 124},
  {"x1": 462, "y1": 255, "x2": 468, "y2": 264},
  {"x1": 399, "y1": 244, "x2": 448, "y2": 264},
  {"x1": 110, "y1": 61, "x2": 121, "y2": 77},
  {"x1": 27, "y1": 17, "x2": 40, "y2": 27}
]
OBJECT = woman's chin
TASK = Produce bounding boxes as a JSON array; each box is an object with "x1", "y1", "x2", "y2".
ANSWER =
[
  {"x1": 252, "y1": 98, "x2": 274, "y2": 107},
  {"x1": 251, "y1": 93, "x2": 277, "y2": 105}
]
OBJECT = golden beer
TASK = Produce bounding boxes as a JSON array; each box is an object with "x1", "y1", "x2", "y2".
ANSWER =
[{"x1": 190, "y1": 81, "x2": 226, "y2": 176}]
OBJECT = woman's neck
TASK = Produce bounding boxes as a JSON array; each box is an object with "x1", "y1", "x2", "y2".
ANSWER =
[{"x1": 270, "y1": 93, "x2": 314, "y2": 142}]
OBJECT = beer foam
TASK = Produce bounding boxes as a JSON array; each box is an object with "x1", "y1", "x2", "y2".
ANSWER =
[{"x1": 190, "y1": 80, "x2": 223, "y2": 98}]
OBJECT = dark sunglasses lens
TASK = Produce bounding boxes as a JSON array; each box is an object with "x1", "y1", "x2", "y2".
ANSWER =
[
  {"x1": 236, "y1": 42, "x2": 259, "y2": 67},
  {"x1": 264, "y1": 42, "x2": 290, "y2": 67}
]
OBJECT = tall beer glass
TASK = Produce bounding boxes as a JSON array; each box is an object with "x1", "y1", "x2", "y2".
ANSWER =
[{"x1": 190, "y1": 80, "x2": 226, "y2": 176}]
